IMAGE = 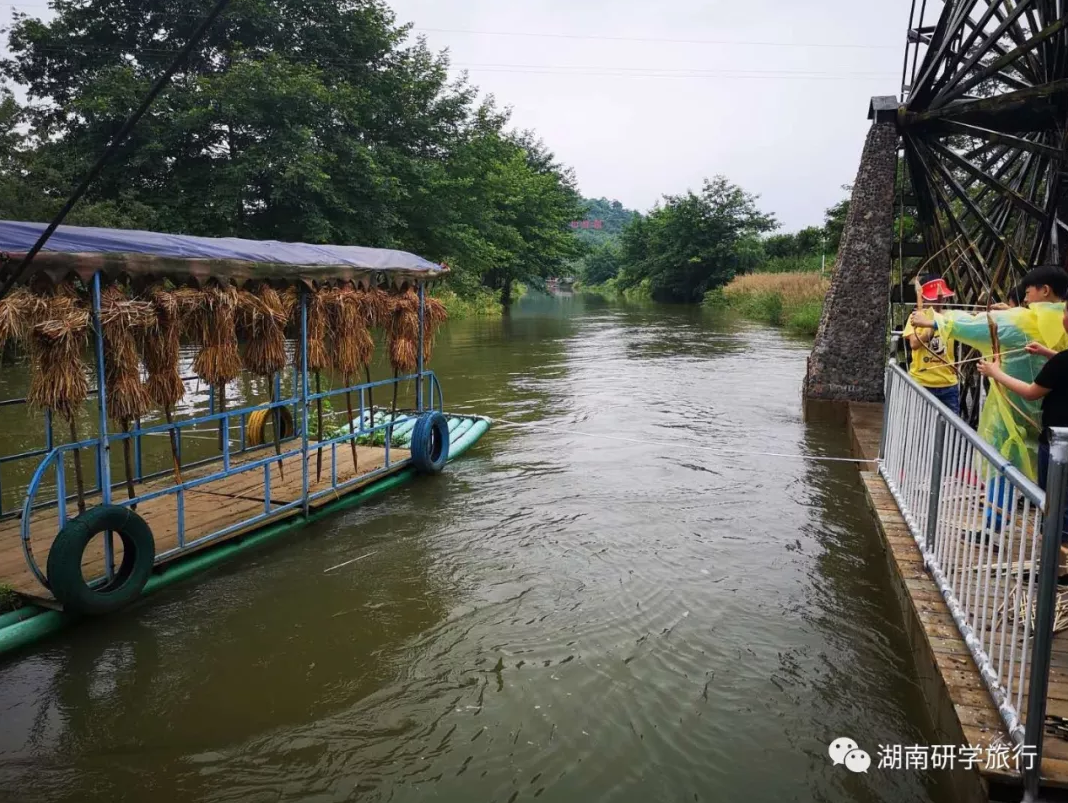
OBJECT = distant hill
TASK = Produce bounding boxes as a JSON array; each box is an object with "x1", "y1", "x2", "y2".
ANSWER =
[{"x1": 571, "y1": 197, "x2": 640, "y2": 245}]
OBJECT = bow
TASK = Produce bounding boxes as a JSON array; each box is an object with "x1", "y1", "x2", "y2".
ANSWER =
[
  {"x1": 982, "y1": 274, "x2": 1042, "y2": 432},
  {"x1": 912, "y1": 274, "x2": 960, "y2": 377}
]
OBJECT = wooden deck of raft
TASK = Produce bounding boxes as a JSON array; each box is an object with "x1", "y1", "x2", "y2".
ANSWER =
[
  {"x1": 848, "y1": 403, "x2": 1068, "y2": 799},
  {"x1": 0, "y1": 442, "x2": 409, "y2": 605}
]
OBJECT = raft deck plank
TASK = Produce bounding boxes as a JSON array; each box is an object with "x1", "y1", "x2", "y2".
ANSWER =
[
  {"x1": 0, "y1": 442, "x2": 409, "y2": 603},
  {"x1": 850, "y1": 404, "x2": 1068, "y2": 794}
]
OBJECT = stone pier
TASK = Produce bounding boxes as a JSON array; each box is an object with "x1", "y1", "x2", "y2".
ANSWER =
[{"x1": 804, "y1": 120, "x2": 898, "y2": 403}]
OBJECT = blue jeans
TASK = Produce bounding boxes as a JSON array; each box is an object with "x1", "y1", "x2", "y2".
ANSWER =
[
  {"x1": 926, "y1": 384, "x2": 960, "y2": 415},
  {"x1": 1038, "y1": 441, "x2": 1068, "y2": 544}
]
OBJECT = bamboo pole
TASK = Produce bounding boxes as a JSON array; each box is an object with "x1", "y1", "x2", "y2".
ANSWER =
[
  {"x1": 365, "y1": 365, "x2": 375, "y2": 429},
  {"x1": 271, "y1": 380, "x2": 285, "y2": 481},
  {"x1": 389, "y1": 369, "x2": 400, "y2": 442},
  {"x1": 164, "y1": 407, "x2": 183, "y2": 484},
  {"x1": 217, "y1": 382, "x2": 226, "y2": 452},
  {"x1": 68, "y1": 418, "x2": 86, "y2": 514},
  {"x1": 315, "y1": 372, "x2": 324, "y2": 483},
  {"x1": 120, "y1": 420, "x2": 137, "y2": 508},
  {"x1": 345, "y1": 385, "x2": 358, "y2": 473}
]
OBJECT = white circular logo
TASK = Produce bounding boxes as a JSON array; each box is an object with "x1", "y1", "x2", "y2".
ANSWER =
[{"x1": 828, "y1": 737, "x2": 858, "y2": 766}]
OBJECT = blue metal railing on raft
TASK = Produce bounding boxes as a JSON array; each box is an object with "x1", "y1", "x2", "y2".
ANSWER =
[
  {"x1": 16, "y1": 370, "x2": 444, "y2": 590},
  {"x1": 7, "y1": 274, "x2": 446, "y2": 596},
  {"x1": 880, "y1": 342, "x2": 1068, "y2": 797}
]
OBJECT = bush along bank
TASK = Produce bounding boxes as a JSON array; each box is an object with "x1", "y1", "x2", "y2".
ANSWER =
[
  {"x1": 705, "y1": 272, "x2": 829, "y2": 336},
  {"x1": 576, "y1": 277, "x2": 653, "y2": 302}
]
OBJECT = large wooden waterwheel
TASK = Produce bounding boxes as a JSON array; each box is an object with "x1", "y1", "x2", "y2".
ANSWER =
[
  {"x1": 804, "y1": 0, "x2": 1067, "y2": 407},
  {"x1": 899, "y1": 0, "x2": 1068, "y2": 300},
  {"x1": 895, "y1": 0, "x2": 1068, "y2": 423}
]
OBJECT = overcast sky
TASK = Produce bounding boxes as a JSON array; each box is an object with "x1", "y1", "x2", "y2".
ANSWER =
[
  {"x1": 392, "y1": 0, "x2": 909, "y2": 231},
  {"x1": 2, "y1": 0, "x2": 912, "y2": 232}
]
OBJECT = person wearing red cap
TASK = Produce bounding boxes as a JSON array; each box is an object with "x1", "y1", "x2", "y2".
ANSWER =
[{"x1": 902, "y1": 273, "x2": 960, "y2": 413}]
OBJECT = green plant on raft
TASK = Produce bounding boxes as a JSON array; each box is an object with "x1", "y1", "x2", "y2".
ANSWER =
[
  {"x1": 0, "y1": 584, "x2": 22, "y2": 613},
  {"x1": 308, "y1": 387, "x2": 334, "y2": 439}
]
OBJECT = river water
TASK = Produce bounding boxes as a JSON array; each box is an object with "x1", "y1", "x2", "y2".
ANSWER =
[{"x1": 0, "y1": 292, "x2": 955, "y2": 803}]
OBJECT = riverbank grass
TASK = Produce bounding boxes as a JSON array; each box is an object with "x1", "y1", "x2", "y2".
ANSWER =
[
  {"x1": 0, "y1": 583, "x2": 21, "y2": 613},
  {"x1": 708, "y1": 272, "x2": 828, "y2": 335},
  {"x1": 433, "y1": 288, "x2": 502, "y2": 318},
  {"x1": 578, "y1": 277, "x2": 653, "y2": 302}
]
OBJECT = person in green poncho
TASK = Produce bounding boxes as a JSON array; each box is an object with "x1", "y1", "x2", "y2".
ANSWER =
[{"x1": 910, "y1": 266, "x2": 1068, "y2": 484}]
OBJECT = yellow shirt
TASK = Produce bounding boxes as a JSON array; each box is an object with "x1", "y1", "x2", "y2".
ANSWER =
[{"x1": 903, "y1": 318, "x2": 958, "y2": 388}]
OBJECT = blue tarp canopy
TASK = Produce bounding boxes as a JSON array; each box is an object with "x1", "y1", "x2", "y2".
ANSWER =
[{"x1": 0, "y1": 221, "x2": 447, "y2": 286}]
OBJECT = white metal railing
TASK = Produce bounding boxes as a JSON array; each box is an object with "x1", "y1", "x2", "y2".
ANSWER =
[{"x1": 880, "y1": 356, "x2": 1068, "y2": 797}]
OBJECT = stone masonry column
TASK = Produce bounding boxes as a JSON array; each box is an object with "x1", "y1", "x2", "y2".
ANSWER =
[{"x1": 804, "y1": 121, "x2": 898, "y2": 403}]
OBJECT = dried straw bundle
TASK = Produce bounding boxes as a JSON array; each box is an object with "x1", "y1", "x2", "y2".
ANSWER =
[
  {"x1": 27, "y1": 291, "x2": 91, "y2": 421},
  {"x1": 306, "y1": 288, "x2": 330, "y2": 480},
  {"x1": 295, "y1": 287, "x2": 329, "y2": 373},
  {"x1": 324, "y1": 285, "x2": 375, "y2": 471},
  {"x1": 100, "y1": 284, "x2": 155, "y2": 505},
  {"x1": 142, "y1": 286, "x2": 184, "y2": 410},
  {"x1": 386, "y1": 289, "x2": 421, "y2": 374},
  {"x1": 99, "y1": 284, "x2": 154, "y2": 425},
  {"x1": 355, "y1": 286, "x2": 391, "y2": 329},
  {"x1": 0, "y1": 288, "x2": 46, "y2": 350},
  {"x1": 238, "y1": 285, "x2": 289, "y2": 377},
  {"x1": 384, "y1": 290, "x2": 447, "y2": 370},
  {"x1": 422, "y1": 296, "x2": 448, "y2": 363},
  {"x1": 352, "y1": 285, "x2": 390, "y2": 432},
  {"x1": 237, "y1": 284, "x2": 290, "y2": 478},
  {"x1": 188, "y1": 283, "x2": 241, "y2": 387},
  {"x1": 326, "y1": 285, "x2": 375, "y2": 378},
  {"x1": 27, "y1": 286, "x2": 92, "y2": 511},
  {"x1": 142, "y1": 285, "x2": 186, "y2": 483},
  {"x1": 185, "y1": 283, "x2": 241, "y2": 453}
]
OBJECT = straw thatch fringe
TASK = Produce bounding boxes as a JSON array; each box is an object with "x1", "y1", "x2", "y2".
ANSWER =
[
  {"x1": 142, "y1": 285, "x2": 185, "y2": 484},
  {"x1": 237, "y1": 284, "x2": 289, "y2": 478},
  {"x1": 100, "y1": 284, "x2": 154, "y2": 425},
  {"x1": 385, "y1": 289, "x2": 448, "y2": 373},
  {"x1": 142, "y1": 286, "x2": 184, "y2": 409},
  {"x1": 27, "y1": 289, "x2": 91, "y2": 421},
  {"x1": 187, "y1": 283, "x2": 241, "y2": 387},
  {"x1": 325, "y1": 285, "x2": 375, "y2": 378},
  {"x1": 238, "y1": 285, "x2": 289, "y2": 377},
  {"x1": 0, "y1": 288, "x2": 47, "y2": 351}
]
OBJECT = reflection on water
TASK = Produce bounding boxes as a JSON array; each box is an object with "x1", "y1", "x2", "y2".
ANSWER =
[{"x1": 0, "y1": 293, "x2": 953, "y2": 802}]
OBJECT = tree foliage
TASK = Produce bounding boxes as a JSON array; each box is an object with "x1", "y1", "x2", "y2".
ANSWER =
[
  {"x1": 614, "y1": 177, "x2": 777, "y2": 302},
  {"x1": 0, "y1": 0, "x2": 582, "y2": 304}
]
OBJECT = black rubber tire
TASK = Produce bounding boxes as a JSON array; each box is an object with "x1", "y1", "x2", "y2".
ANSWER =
[
  {"x1": 46, "y1": 505, "x2": 155, "y2": 616},
  {"x1": 410, "y1": 412, "x2": 450, "y2": 475}
]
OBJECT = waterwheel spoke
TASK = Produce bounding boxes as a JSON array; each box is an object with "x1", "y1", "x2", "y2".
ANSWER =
[
  {"x1": 930, "y1": 0, "x2": 1035, "y2": 105},
  {"x1": 914, "y1": 138, "x2": 1029, "y2": 274},
  {"x1": 935, "y1": 14, "x2": 1064, "y2": 104},
  {"x1": 910, "y1": 0, "x2": 986, "y2": 106},
  {"x1": 942, "y1": 122, "x2": 1063, "y2": 160},
  {"x1": 929, "y1": 139, "x2": 1047, "y2": 220}
]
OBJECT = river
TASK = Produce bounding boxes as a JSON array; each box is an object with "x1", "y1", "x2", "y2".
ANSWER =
[{"x1": 0, "y1": 292, "x2": 955, "y2": 803}]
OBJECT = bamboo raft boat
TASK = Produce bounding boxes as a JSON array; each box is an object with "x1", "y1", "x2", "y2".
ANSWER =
[{"x1": 0, "y1": 221, "x2": 490, "y2": 658}]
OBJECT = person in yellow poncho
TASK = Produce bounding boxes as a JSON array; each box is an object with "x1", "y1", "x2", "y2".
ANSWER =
[
  {"x1": 903, "y1": 274, "x2": 961, "y2": 413},
  {"x1": 911, "y1": 266, "x2": 1068, "y2": 529}
]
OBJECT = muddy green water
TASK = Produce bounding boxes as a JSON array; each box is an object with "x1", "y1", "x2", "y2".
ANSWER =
[{"x1": 0, "y1": 293, "x2": 954, "y2": 803}]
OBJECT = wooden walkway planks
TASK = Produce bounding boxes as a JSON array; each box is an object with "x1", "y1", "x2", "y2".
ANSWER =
[
  {"x1": 0, "y1": 442, "x2": 409, "y2": 602},
  {"x1": 853, "y1": 404, "x2": 1068, "y2": 794}
]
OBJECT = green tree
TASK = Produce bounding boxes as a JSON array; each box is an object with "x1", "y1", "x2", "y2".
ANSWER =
[
  {"x1": 582, "y1": 241, "x2": 621, "y2": 285},
  {"x1": 616, "y1": 176, "x2": 777, "y2": 302},
  {"x1": 823, "y1": 188, "x2": 852, "y2": 253},
  {"x1": 1, "y1": 0, "x2": 582, "y2": 307}
]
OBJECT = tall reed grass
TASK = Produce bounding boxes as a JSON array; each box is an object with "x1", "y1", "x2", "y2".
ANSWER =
[{"x1": 707, "y1": 272, "x2": 829, "y2": 336}]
